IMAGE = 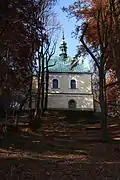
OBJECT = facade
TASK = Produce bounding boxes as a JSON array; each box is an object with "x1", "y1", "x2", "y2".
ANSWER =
[
  {"x1": 32, "y1": 32, "x2": 94, "y2": 111},
  {"x1": 47, "y1": 72, "x2": 94, "y2": 111}
]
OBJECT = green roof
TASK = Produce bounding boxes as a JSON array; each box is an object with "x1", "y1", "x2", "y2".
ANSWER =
[{"x1": 48, "y1": 56, "x2": 90, "y2": 73}]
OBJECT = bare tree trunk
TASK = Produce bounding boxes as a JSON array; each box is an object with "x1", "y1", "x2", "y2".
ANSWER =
[
  {"x1": 35, "y1": 49, "x2": 41, "y2": 121},
  {"x1": 40, "y1": 42, "x2": 45, "y2": 116},
  {"x1": 35, "y1": 80, "x2": 41, "y2": 120},
  {"x1": 44, "y1": 61, "x2": 49, "y2": 111},
  {"x1": 99, "y1": 66, "x2": 108, "y2": 141},
  {"x1": 29, "y1": 73, "x2": 33, "y2": 110},
  {"x1": 28, "y1": 30, "x2": 35, "y2": 116}
]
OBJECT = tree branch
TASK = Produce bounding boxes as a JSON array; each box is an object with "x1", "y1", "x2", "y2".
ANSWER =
[
  {"x1": 105, "y1": 80, "x2": 120, "y2": 88},
  {"x1": 80, "y1": 23, "x2": 100, "y2": 69},
  {"x1": 44, "y1": 61, "x2": 56, "y2": 70}
]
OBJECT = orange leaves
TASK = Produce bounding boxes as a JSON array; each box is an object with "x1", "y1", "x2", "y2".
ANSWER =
[
  {"x1": 66, "y1": 0, "x2": 120, "y2": 74},
  {"x1": 85, "y1": 21, "x2": 99, "y2": 44},
  {"x1": 106, "y1": 71, "x2": 119, "y2": 102}
]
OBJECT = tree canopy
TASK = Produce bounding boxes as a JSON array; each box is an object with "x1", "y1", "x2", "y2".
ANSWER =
[
  {"x1": 63, "y1": 0, "x2": 120, "y2": 76},
  {"x1": 0, "y1": 0, "x2": 58, "y2": 112}
]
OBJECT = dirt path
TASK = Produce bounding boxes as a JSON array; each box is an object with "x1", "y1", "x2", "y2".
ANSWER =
[
  {"x1": 0, "y1": 139, "x2": 120, "y2": 180},
  {"x1": 0, "y1": 154, "x2": 120, "y2": 179},
  {"x1": 0, "y1": 116, "x2": 120, "y2": 179}
]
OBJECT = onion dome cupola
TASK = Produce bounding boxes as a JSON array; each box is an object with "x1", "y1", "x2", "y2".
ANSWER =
[{"x1": 59, "y1": 31, "x2": 67, "y2": 59}]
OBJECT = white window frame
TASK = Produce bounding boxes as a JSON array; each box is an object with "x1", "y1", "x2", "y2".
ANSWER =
[
  {"x1": 52, "y1": 78, "x2": 60, "y2": 89},
  {"x1": 69, "y1": 79, "x2": 77, "y2": 89}
]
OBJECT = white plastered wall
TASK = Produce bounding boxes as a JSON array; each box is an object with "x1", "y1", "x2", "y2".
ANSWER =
[
  {"x1": 48, "y1": 73, "x2": 92, "y2": 94},
  {"x1": 31, "y1": 73, "x2": 94, "y2": 111},
  {"x1": 47, "y1": 94, "x2": 94, "y2": 110}
]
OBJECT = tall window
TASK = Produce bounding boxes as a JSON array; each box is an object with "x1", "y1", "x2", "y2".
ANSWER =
[
  {"x1": 70, "y1": 79, "x2": 76, "y2": 89},
  {"x1": 53, "y1": 79, "x2": 58, "y2": 89}
]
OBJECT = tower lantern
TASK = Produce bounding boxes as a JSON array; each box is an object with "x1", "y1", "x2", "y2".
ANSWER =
[{"x1": 59, "y1": 31, "x2": 67, "y2": 59}]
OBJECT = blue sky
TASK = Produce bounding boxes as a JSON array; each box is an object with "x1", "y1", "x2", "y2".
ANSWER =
[
  {"x1": 54, "y1": 0, "x2": 78, "y2": 57},
  {"x1": 54, "y1": 0, "x2": 90, "y2": 70}
]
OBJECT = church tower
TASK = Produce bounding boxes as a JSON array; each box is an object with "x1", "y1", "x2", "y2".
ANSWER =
[{"x1": 59, "y1": 31, "x2": 67, "y2": 59}]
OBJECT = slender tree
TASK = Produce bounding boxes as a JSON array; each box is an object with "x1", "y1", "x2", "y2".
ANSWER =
[
  {"x1": 32, "y1": 0, "x2": 59, "y2": 120},
  {"x1": 63, "y1": 0, "x2": 117, "y2": 140}
]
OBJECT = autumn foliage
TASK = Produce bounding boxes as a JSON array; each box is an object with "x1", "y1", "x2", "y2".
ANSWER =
[
  {"x1": 106, "y1": 71, "x2": 119, "y2": 103},
  {"x1": 0, "y1": 1, "x2": 34, "y2": 93},
  {"x1": 64, "y1": 0, "x2": 120, "y2": 75},
  {"x1": 0, "y1": 0, "x2": 57, "y2": 114}
]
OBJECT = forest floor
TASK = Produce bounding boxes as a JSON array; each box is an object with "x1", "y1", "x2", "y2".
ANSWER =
[{"x1": 0, "y1": 112, "x2": 120, "y2": 179}]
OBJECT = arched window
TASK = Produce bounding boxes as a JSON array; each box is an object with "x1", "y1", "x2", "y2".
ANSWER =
[
  {"x1": 70, "y1": 79, "x2": 76, "y2": 89},
  {"x1": 53, "y1": 79, "x2": 58, "y2": 89},
  {"x1": 68, "y1": 99, "x2": 76, "y2": 109}
]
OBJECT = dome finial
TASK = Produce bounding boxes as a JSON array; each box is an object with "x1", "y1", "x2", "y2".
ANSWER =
[
  {"x1": 59, "y1": 30, "x2": 67, "y2": 59},
  {"x1": 62, "y1": 30, "x2": 65, "y2": 40}
]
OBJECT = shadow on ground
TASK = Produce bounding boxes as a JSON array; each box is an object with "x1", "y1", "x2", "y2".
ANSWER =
[{"x1": 0, "y1": 111, "x2": 120, "y2": 179}]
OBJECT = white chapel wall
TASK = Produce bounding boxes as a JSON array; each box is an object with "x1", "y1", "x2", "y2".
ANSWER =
[
  {"x1": 47, "y1": 94, "x2": 94, "y2": 110},
  {"x1": 31, "y1": 73, "x2": 94, "y2": 111},
  {"x1": 48, "y1": 73, "x2": 92, "y2": 94}
]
